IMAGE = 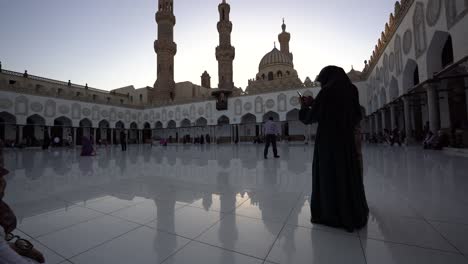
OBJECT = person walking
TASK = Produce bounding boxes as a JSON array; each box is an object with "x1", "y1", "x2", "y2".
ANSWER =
[
  {"x1": 120, "y1": 131, "x2": 127, "y2": 151},
  {"x1": 263, "y1": 117, "x2": 280, "y2": 159},
  {"x1": 299, "y1": 66, "x2": 368, "y2": 232}
]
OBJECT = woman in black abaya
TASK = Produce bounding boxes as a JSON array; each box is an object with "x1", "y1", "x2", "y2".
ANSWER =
[{"x1": 299, "y1": 66, "x2": 368, "y2": 232}]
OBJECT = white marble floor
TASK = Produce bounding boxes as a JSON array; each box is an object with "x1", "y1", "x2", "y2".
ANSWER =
[{"x1": 3, "y1": 144, "x2": 468, "y2": 264}]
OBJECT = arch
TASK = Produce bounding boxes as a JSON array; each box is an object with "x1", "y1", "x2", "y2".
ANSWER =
[
  {"x1": 98, "y1": 120, "x2": 110, "y2": 128},
  {"x1": 389, "y1": 77, "x2": 399, "y2": 101},
  {"x1": 0, "y1": 112, "x2": 16, "y2": 124},
  {"x1": 379, "y1": 88, "x2": 388, "y2": 108},
  {"x1": 0, "y1": 112, "x2": 17, "y2": 143},
  {"x1": 54, "y1": 116, "x2": 72, "y2": 127},
  {"x1": 167, "y1": 120, "x2": 177, "y2": 129},
  {"x1": 27, "y1": 114, "x2": 46, "y2": 126},
  {"x1": 195, "y1": 117, "x2": 207, "y2": 127},
  {"x1": 217, "y1": 115, "x2": 230, "y2": 125},
  {"x1": 261, "y1": 74, "x2": 265, "y2": 80},
  {"x1": 143, "y1": 122, "x2": 151, "y2": 129},
  {"x1": 181, "y1": 118, "x2": 191, "y2": 127},
  {"x1": 426, "y1": 31, "x2": 453, "y2": 77},
  {"x1": 402, "y1": 59, "x2": 419, "y2": 93},
  {"x1": 130, "y1": 122, "x2": 138, "y2": 129},
  {"x1": 79, "y1": 118, "x2": 92, "y2": 128},
  {"x1": 277, "y1": 71, "x2": 283, "y2": 78},
  {"x1": 263, "y1": 111, "x2": 280, "y2": 122},
  {"x1": 155, "y1": 121, "x2": 163, "y2": 129},
  {"x1": 115, "y1": 121, "x2": 125, "y2": 129},
  {"x1": 268, "y1": 72, "x2": 274, "y2": 81},
  {"x1": 373, "y1": 95, "x2": 379, "y2": 112},
  {"x1": 286, "y1": 109, "x2": 300, "y2": 121},
  {"x1": 240, "y1": 113, "x2": 256, "y2": 124}
]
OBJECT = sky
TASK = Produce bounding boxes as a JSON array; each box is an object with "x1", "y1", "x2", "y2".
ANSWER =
[{"x1": 0, "y1": 0, "x2": 395, "y2": 91}]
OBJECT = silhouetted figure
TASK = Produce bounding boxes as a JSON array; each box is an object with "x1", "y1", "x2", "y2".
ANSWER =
[
  {"x1": 120, "y1": 131, "x2": 127, "y2": 151},
  {"x1": 85, "y1": 83, "x2": 88, "y2": 89},
  {"x1": 68, "y1": 80, "x2": 71, "y2": 86},
  {"x1": 81, "y1": 136, "x2": 95, "y2": 156},
  {"x1": 23, "y1": 70, "x2": 28, "y2": 78},
  {"x1": 299, "y1": 66, "x2": 368, "y2": 232},
  {"x1": 206, "y1": 134, "x2": 211, "y2": 144},
  {"x1": 264, "y1": 117, "x2": 280, "y2": 159},
  {"x1": 42, "y1": 132, "x2": 50, "y2": 150}
]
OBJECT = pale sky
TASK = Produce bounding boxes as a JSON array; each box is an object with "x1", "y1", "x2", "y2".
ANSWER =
[{"x1": 0, "y1": 0, "x2": 395, "y2": 91}]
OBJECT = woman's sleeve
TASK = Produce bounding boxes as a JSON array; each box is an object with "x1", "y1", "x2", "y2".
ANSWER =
[{"x1": 299, "y1": 94, "x2": 321, "y2": 125}]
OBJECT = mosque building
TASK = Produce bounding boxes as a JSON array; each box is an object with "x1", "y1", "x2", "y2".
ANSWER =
[{"x1": 1, "y1": 0, "x2": 467, "y2": 147}]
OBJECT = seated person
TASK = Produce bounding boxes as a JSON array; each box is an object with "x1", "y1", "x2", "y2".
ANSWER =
[
  {"x1": 432, "y1": 130, "x2": 450, "y2": 150},
  {"x1": 80, "y1": 137, "x2": 96, "y2": 156},
  {"x1": 423, "y1": 131, "x2": 436, "y2": 149}
]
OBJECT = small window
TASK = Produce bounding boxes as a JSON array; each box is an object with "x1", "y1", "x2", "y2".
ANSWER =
[
  {"x1": 76, "y1": 92, "x2": 80, "y2": 97},
  {"x1": 268, "y1": 72, "x2": 274, "y2": 81},
  {"x1": 139, "y1": 94, "x2": 143, "y2": 102}
]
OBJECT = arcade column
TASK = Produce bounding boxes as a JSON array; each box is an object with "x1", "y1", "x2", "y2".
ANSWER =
[
  {"x1": 390, "y1": 104, "x2": 397, "y2": 130},
  {"x1": 426, "y1": 83, "x2": 440, "y2": 133},
  {"x1": 402, "y1": 97, "x2": 412, "y2": 144},
  {"x1": 17, "y1": 125, "x2": 23, "y2": 144},
  {"x1": 380, "y1": 109, "x2": 386, "y2": 132}
]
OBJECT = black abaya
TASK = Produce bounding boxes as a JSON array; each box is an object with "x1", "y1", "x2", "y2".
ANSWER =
[{"x1": 299, "y1": 66, "x2": 368, "y2": 231}]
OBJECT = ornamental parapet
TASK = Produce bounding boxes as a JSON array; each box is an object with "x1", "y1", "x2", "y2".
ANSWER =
[{"x1": 362, "y1": 0, "x2": 414, "y2": 77}]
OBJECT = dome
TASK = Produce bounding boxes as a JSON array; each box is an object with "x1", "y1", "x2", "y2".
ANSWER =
[{"x1": 259, "y1": 47, "x2": 293, "y2": 71}]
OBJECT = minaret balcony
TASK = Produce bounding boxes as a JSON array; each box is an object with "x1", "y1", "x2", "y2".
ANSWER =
[
  {"x1": 216, "y1": 46, "x2": 235, "y2": 60},
  {"x1": 154, "y1": 40, "x2": 177, "y2": 55},
  {"x1": 155, "y1": 12, "x2": 176, "y2": 25}
]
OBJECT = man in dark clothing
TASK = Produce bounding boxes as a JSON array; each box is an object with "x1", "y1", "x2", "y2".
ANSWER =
[{"x1": 120, "y1": 131, "x2": 127, "y2": 151}]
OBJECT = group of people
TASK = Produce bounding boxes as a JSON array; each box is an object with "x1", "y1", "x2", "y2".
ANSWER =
[{"x1": 368, "y1": 128, "x2": 405, "y2": 146}]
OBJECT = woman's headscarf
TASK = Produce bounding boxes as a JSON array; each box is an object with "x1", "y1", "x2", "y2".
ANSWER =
[{"x1": 316, "y1": 66, "x2": 362, "y2": 127}]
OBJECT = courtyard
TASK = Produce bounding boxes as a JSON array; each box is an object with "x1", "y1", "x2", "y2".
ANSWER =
[{"x1": 2, "y1": 144, "x2": 468, "y2": 264}]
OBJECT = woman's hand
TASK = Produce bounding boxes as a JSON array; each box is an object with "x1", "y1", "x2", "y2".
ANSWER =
[{"x1": 301, "y1": 96, "x2": 314, "y2": 108}]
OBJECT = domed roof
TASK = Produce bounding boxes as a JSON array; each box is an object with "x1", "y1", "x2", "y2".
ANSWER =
[{"x1": 259, "y1": 47, "x2": 293, "y2": 71}]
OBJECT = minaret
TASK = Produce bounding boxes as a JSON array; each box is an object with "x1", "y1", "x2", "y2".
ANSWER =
[
  {"x1": 216, "y1": 0, "x2": 235, "y2": 90},
  {"x1": 278, "y1": 19, "x2": 293, "y2": 62},
  {"x1": 201, "y1": 71, "x2": 211, "y2": 88},
  {"x1": 153, "y1": 0, "x2": 177, "y2": 102}
]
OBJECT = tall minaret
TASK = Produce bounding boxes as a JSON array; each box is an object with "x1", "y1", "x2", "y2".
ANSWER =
[
  {"x1": 153, "y1": 0, "x2": 177, "y2": 101},
  {"x1": 216, "y1": 0, "x2": 235, "y2": 90},
  {"x1": 278, "y1": 19, "x2": 293, "y2": 62}
]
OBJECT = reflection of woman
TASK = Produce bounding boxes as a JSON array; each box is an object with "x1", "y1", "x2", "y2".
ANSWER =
[
  {"x1": 80, "y1": 137, "x2": 95, "y2": 156},
  {"x1": 299, "y1": 66, "x2": 368, "y2": 232}
]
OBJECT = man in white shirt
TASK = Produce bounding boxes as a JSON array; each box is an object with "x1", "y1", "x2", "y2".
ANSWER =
[{"x1": 263, "y1": 117, "x2": 280, "y2": 159}]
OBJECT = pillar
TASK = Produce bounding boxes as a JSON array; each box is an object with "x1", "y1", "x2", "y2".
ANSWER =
[
  {"x1": 426, "y1": 83, "x2": 440, "y2": 133},
  {"x1": 110, "y1": 129, "x2": 114, "y2": 145},
  {"x1": 403, "y1": 97, "x2": 412, "y2": 144},
  {"x1": 93, "y1": 128, "x2": 97, "y2": 144},
  {"x1": 373, "y1": 114, "x2": 378, "y2": 134},
  {"x1": 390, "y1": 105, "x2": 396, "y2": 130},
  {"x1": 465, "y1": 78, "x2": 468, "y2": 118},
  {"x1": 380, "y1": 109, "x2": 386, "y2": 132},
  {"x1": 17, "y1": 125, "x2": 23, "y2": 144},
  {"x1": 73, "y1": 127, "x2": 77, "y2": 145}
]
